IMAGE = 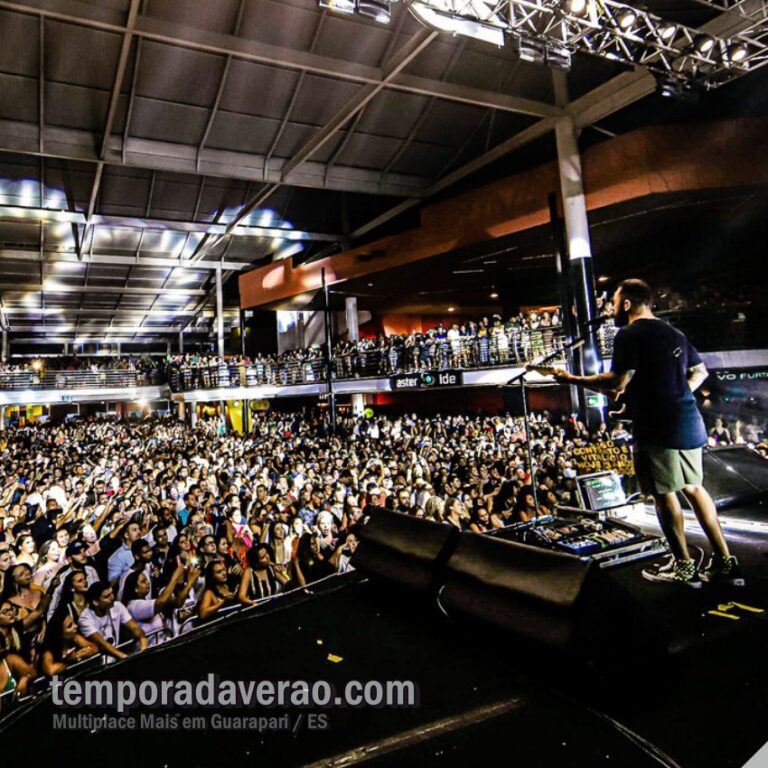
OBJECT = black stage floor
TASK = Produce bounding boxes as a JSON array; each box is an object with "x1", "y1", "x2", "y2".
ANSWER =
[{"x1": 3, "y1": 514, "x2": 768, "y2": 768}]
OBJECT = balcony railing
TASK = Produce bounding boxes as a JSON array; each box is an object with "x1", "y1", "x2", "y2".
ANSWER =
[
  {"x1": 0, "y1": 368, "x2": 160, "y2": 391},
  {"x1": 168, "y1": 329, "x2": 568, "y2": 392}
]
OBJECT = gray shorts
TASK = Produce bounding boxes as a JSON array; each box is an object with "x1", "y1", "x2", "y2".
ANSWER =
[{"x1": 633, "y1": 444, "x2": 704, "y2": 496}]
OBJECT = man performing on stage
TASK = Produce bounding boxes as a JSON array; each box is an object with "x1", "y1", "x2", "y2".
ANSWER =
[{"x1": 553, "y1": 279, "x2": 744, "y2": 588}]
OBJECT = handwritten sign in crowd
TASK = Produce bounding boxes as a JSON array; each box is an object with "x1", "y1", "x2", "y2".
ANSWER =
[{"x1": 572, "y1": 439, "x2": 635, "y2": 476}]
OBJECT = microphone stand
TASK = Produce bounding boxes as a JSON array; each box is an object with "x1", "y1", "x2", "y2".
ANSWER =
[{"x1": 503, "y1": 319, "x2": 608, "y2": 520}]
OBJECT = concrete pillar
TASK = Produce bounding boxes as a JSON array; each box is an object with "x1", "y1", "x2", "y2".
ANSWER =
[
  {"x1": 215, "y1": 268, "x2": 225, "y2": 359},
  {"x1": 554, "y1": 114, "x2": 600, "y2": 374},
  {"x1": 178, "y1": 330, "x2": 184, "y2": 354},
  {"x1": 239, "y1": 309, "x2": 247, "y2": 357},
  {"x1": 190, "y1": 404, "x2": 197, "y2": 429},
  {"x1": 345, "y1": 297, "x2": 359, "y2": 340},
  {"x1": 555, "y1": 113, "x2": 602, "y2": 425},
  {"x1": 345, "y1": 296, "x2": 364, "y2": 417},
  {"x1": 177, "y1": 401, "x2": 185, "y2": 422},
  {"x1": 0, "y1": 407, "x2": 5, "y2": 431},
  {"x1": 1, "y1": 329, "x2": 7, "y2": 363}
]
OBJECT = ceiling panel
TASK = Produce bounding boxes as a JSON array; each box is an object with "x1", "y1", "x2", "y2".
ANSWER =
[
  {"x1": 45, "y1": 82, "x2": 110, "y2": 132},
  {"x1": 0, "y1": 10, "x2": 39, "y2": 78},
  {"x1": 129, "y1": 98, "x2": 208, "y2": 145},
  {"x1": 45, "y1": 20, "x2": 121, "y2": 91},
  {"x1": 0, "y1": 74, "x2": 37, "y2": 123},
  {"x1": 137, "y1": 42, "x2": 227, "y2": 108},
  {"x1": 219, "y1": 61, "x2": 302, "y2": 120},
  {"x1": 144, "y1": 0, "x2": 242, "y2": 34}
]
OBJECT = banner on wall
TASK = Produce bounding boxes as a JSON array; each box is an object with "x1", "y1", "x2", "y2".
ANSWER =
[{"x1": 572, "y1": 438, "x2": 635, "y2": 476}]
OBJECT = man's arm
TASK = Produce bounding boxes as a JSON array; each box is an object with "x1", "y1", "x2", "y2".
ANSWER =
[
  {"x1": 124, "y1": 618, "x2": 148, "y2": 652},
  {"x1": 552, "y1": 368, "x2": 634, "y2": 393},
  {"x1": 687, "y1": 362, "x2": 708, "y2": 393},
  {"x1": 81, "y1": 630, "x2": 127, "y2": 660}
]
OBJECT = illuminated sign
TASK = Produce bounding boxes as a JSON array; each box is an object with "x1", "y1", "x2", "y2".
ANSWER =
[{"x1": 390, "y1": 370, "x2": 463, "y2": 390}]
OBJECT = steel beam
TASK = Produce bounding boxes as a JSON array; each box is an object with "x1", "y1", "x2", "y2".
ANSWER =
[
  {"x1": 78, "y1": 0, "x2": 140, "y2": 260},
  {"x1": 194, "y1": 28, "x2": 440, "y2": 261},
  {"x1": 2, "y1": 306, "x2": 238, "y2": 317},
  {"x1": 352, "y1": 117, "x2": 558, "y2": 238},
  {"x1": 0, "y1": 283, "x2": 207, "y2": 296},
  {"x1": 0, "y1": 118, "x2": 427, "y2": 198},
  {"x1": 0, "y1": 0, "x2": 560, "y2": 116},
  {"x1": 0, "y1": 205, "x2": 340, "y2": 242},
  {"x1": 0, "y1": 249, "x2": 251, "y2": 271}
]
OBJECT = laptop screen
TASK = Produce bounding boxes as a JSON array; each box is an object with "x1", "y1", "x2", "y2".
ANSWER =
[{"x1": 577, "y1": 472, "x2": 627, "y2": 511}]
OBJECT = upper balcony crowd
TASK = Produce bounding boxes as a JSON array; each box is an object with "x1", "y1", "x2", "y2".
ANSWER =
[{"x1": 0, "y1": 282, "x2": 762, "y2": 393}]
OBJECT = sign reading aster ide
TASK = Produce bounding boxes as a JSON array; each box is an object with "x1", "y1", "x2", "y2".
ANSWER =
[{"x1": 390, "y1": 370, "x2": 464, "y2": 390}]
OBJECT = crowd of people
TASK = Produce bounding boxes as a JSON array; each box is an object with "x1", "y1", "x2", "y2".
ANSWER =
[
  {"x1": 707, "y1": 415, "x2": 765, "y2": 447},
  {"x1": 166, "y1": 309, "x2": 568, "y2": 390},
  {"x1": 0, "y1": 408, "x2": 620, "y2": 702},
  {"x1": 0, "y1": 357, "x2": 162, "y2": 389}
]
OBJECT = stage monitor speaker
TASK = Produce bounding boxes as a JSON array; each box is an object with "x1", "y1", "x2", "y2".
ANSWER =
[
  {"x1": 703, "y1": 446, "x2": 768, "y2": 510},
  {"x1": 439, "y1": 532, "x2": 592, "y2": 652},
  {"x1": 352, "y1": 509, "x2": 460, "y2": 595}
]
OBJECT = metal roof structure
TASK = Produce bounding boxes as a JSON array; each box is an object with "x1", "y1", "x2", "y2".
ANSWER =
[{"x1": 0, "y1": 0, "x2": 763, "y2": 344}]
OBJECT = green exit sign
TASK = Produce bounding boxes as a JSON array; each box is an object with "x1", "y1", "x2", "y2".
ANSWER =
[{"x1": 587, "y1": 394, "x2": 607, "y2": 408}]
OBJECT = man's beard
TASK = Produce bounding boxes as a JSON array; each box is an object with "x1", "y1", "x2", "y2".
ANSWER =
[{"x1": 614, "y1": 307, "x2": 630, "y2": 328}]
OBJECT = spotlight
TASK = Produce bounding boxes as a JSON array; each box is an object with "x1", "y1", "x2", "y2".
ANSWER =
[
  {"x1": 319, "y1": 0, "x2": 356, "y2": 13},
  {"x1": 447, "y1": 306, "x2": 456, "y2": 312},
  {"x1": 563, "y1": 0, "x2": 589, "y2": 16},
  {"x1": 409, "y1": 2, "x2": 505, "y2": 46},
  {"x1": 657, "y1": 22, "x2": 676, "y2": 41},
  {"x1": 694, "y1": 34, "x2": 715, "y2": 55},
  {"x1": 358, "y1": 0, "x2": 391, "y2": 23},
  {"x1": 490, "y1": 292, "x2": 499, "y2": 299},
  {"x1": 617, "y1": 9, "x2": 636, "y2": 29},
  {"x1": 728, "y1": 41, "x2": 748, "y2": 62}
]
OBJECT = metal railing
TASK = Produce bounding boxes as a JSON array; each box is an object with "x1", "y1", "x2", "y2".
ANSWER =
[
  {"x1": 168, "y1": 329, "x2": 569, "y2": 392},
  {"x1": 0, "y1": 368, "x2": 161, "y2": 391},
  {"x1": 0, "y1": 572, "x2": 350, "y2": 720}
]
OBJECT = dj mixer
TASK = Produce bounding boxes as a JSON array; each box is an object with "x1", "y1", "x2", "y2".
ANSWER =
[{"x1": 489, "y1": 514, "x2": 667, "y2": 568}]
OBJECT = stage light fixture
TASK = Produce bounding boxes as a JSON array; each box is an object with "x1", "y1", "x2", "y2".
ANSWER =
[
  {"x1": 490, "y1": 292, "x2": 499, "y2": 299},
  {"x1": 563, "y1": 0, "x2": 589, "y2": 17},
  {"x1": 409, "y1": 2, "x2": 505, "y2": 46},
  {"x1": 358, "y1": 0, "x2": 391, "y2": 23},
  {"x1": 617, "y1": 9, "x2": 636, "y2": 29},
  {"x1": 694, "y1": 34, "x2": 715, "y2": 54},
  {"x1": 728, "y1": 41, "x2": 748, "y2": 62},
  {"x1": 657, "y1": 22, "x2": 676, "y2": 41},
  {"x1": 319, "y1": 0, "x2": 356, "y2": 13}
]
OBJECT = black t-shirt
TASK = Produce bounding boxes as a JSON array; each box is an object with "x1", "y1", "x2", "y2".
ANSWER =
[{"x1": 611, "y1": 318, "x2": 707, "y2": 449}]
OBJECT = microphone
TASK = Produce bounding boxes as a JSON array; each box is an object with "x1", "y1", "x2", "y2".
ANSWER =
[{"x1": 580, "y1": 314, "x2": 613, "y2": 330}]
